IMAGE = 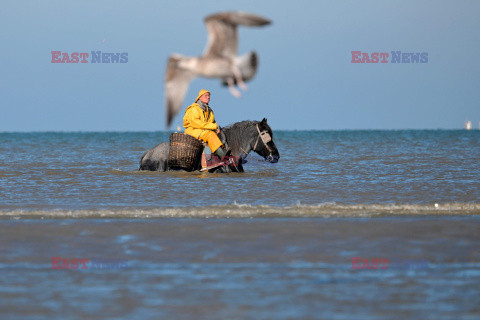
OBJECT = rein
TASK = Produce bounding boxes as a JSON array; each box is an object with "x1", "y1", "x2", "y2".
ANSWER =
[
  {"x1": 253, "y1": 124, "x2": 273, "y2": 153},
  {"x1": 224, "y1": 123, "x2": 273, "y2": 162}
]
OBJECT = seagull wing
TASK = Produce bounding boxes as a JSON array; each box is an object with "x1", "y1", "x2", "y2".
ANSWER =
[
  {"x1": 165, "y1": 55, "x2": 196, "y2": 128},
  {"x1": 203, "y1": 11, "x2": 271, "y2": 58}
]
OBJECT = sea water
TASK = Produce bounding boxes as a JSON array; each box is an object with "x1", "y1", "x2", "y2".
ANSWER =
[{"x1": 1, "y1": 130, "x2": 479, "y2": 319}]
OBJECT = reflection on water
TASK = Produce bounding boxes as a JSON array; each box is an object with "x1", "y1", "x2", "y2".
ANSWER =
[{"x1": 1, "y1": 218, "x2": 480, "y2": 319}]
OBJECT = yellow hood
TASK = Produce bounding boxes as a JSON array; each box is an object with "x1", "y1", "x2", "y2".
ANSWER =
[{"x1": 195, "y1": 89, "x2": 210, "y2": 102}]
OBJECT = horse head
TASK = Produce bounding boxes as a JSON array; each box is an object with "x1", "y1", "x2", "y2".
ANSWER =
[{"x1": 252, "y1": 118, "x2": 280, "y2": 163}]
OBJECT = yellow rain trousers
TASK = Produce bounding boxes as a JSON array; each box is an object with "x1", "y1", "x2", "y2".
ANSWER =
[{"x1": 198, "y1": 130, "x2": 223, "y2": 153}]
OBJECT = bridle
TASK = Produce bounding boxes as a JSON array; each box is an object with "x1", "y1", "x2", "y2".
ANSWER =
[{"x1": 253, "y1": 124, "x2": 273, "y2": 154}]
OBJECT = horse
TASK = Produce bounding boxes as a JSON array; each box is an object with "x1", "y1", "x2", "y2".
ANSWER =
[{"x1": 139, "y1": 118, "x2": 280, "y2": 173}]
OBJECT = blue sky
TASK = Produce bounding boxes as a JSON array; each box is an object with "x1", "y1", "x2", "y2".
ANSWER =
[{"x1": 1, "y1": 0, "x2": 479, "y2": 131}]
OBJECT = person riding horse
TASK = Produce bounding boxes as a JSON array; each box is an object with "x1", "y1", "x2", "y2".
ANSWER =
[
  {"x1": 183, "y1": 89, "x2": 231, "y2": 162},
  {"x1": 140, "y1": 117, "x2": 279, "y2": 172}
]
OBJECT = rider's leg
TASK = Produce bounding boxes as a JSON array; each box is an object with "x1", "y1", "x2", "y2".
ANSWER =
[
  {"x1": 199, "y1": 130, "x2": 227, "y2": 159},
  {"x1": 214, "y1": 147, "x2": 227, "y2": 159}
]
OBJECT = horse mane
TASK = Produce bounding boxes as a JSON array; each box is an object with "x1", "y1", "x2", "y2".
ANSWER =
[
  {"x1": 222, "y1": 120, "x2": 260, "y2": 154},
  {"x1": 223, "y1": 120, "x2": 259, "y2": 131}
]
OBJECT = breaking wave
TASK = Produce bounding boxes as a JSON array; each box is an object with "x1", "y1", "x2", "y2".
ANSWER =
[{"x1": 2, "y1": 202, "x2": 480, "y2": 219}]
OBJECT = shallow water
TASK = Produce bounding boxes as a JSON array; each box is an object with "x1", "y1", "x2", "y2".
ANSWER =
[
  {"x1": 1, "y1": 130, "x2": 479, "y2": 319},
  {"x1": 1, "y1": 218, "x2": 480, "y2": 319},
  {"x1": 1, "y1": 130, "x2": 479, "y2": 213}
]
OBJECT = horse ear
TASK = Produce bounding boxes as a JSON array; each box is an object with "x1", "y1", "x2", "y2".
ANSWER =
[{"x1": 261, "y1": 118, "x2": 267, "y2": 125}]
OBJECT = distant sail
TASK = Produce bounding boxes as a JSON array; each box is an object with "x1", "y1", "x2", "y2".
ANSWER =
[{"x1": 464, "y1": 119, "x2": 472, "y2": 130}]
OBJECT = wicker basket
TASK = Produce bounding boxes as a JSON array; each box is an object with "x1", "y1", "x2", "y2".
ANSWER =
[{"x1": 168, "y1": 133, "x2": 204, "y2": 171}]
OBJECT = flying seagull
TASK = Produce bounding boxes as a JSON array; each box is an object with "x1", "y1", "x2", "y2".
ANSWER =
[{"x1": 165, "y1": 11, "x2": 271, "y2": 127}]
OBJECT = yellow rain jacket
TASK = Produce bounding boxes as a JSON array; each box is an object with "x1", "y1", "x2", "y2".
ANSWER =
[{"x1": 183, "y1": 89, "x2": 222, "y2": 152}]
